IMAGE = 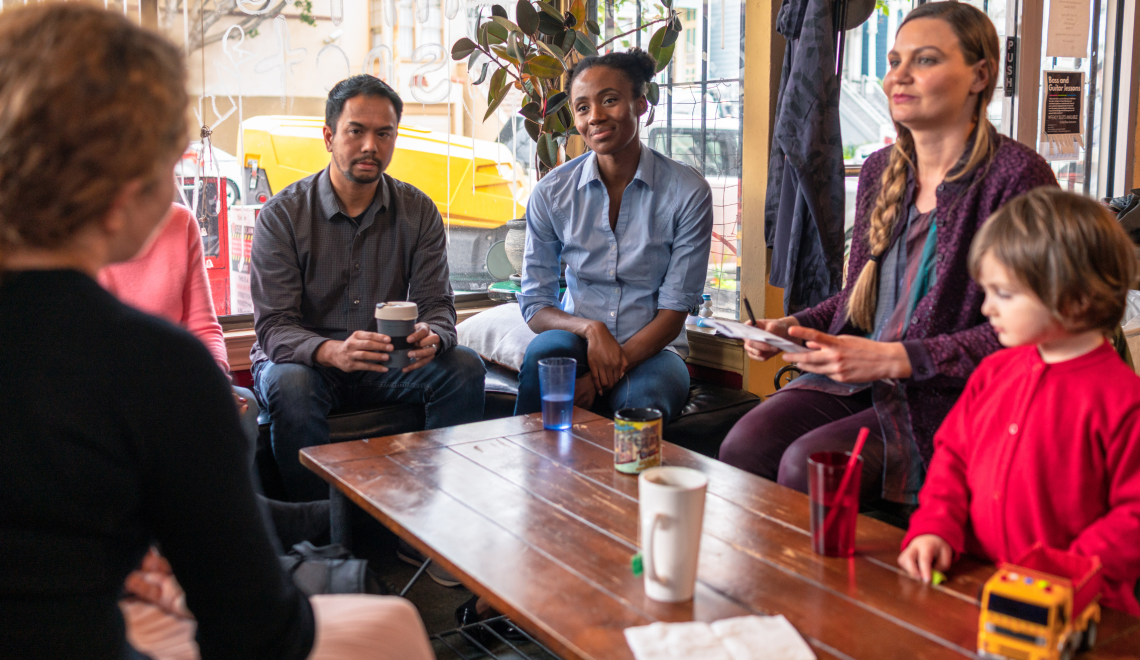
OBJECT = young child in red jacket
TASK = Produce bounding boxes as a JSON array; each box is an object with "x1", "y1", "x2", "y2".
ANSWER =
[{"x1": 899, "y1": 187, "x2": 1140, "y2": 616}]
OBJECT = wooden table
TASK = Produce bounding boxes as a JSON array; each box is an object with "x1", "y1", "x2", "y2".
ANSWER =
[{"x1": 301, "y1": 410, "x2": 1140, "y2": 660}]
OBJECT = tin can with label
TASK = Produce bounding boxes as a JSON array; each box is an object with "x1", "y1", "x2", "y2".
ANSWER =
[{"x1": 614, "y1": 408, "x2": 663, "y2": 474}]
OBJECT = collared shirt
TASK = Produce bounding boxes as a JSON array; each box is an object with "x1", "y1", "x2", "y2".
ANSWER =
[
  {"x1": 517, "y1": 142, "x2": 713, "y2": 358},
  {"x1": 251, "y1": 168, "x2": 456, "y2": 368}
]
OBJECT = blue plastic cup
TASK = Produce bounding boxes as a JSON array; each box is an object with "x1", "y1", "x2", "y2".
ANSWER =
[{"x1": 538, "y1": 357, "x2": 576, "y2": 430}]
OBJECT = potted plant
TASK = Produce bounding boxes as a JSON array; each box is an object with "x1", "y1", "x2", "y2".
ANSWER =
[{"x1": 452, "y1": 0, "x2": 682, "y2": 281}]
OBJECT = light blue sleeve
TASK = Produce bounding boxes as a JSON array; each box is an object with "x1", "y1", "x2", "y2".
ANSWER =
[
  {"x1": 516, "y1": 184, "x2": 563, "y2": 322},
  {"x1": 658, "y1": 176, "x2": 714, "y2": 313}
]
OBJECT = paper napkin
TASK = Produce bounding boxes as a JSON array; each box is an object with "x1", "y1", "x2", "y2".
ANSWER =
[{"x1": 624, "y1": 615, "x2": 816, "y2": 660}]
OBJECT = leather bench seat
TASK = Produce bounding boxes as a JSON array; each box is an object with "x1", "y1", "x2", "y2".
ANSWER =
[{"x1": 255, "y1": 362, "x2": 759, "y2": 499}]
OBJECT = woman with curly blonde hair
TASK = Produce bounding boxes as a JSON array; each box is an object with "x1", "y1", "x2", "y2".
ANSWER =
[{"x1": 720, "y1": 1, "x2": 1057, "y2": 506}]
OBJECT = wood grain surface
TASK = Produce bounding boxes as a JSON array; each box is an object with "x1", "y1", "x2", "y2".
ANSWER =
[{"x1": 301, "y1": 410, "x2": 1140, "y2": 660}]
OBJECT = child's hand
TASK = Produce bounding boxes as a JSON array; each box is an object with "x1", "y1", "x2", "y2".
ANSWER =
[{"x1": 898, "y1": 534, "x2": 953, "y2": 583}]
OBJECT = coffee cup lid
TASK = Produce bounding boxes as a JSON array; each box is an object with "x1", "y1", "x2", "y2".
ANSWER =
[{"x1": 375, "y1": 301, "x2": 418, "y2": 320}]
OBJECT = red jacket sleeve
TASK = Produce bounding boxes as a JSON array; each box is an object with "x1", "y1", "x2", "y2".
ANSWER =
[
  {"x1": 1068, "y1": 405, "x2": 1140, "y2": 614},
  {"x1": 901, "y1": 369, "x2": 984, "y2": 553}
]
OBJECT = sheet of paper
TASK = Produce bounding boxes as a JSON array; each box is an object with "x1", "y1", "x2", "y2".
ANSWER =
[
  {"x1": 711, "y1": 615, "x2": 817, "y2": 660},
  {"x1": 1038, "y1": 70, "x2": 1086, "y2": 161},
  {"x1": 1046, "y1": 0, "x2": 1091, "y2": 59},
  {"x1": 703, "y1": 319, "x2": 811, "y2": 353},
  {"x1": 624, "y1": 617, "x2": 817, "y2": 660}
]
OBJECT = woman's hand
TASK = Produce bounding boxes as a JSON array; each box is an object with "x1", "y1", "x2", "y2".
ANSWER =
[
  {"x1": 124, "y1": 548, "x2": 192, "y2": 619},
  {"x1": 898, "y1": 534, "x2": 954, "y2": 584},
  {"x1": 743, "y1": 317, "x2": 802, "y2": 361},
  {"x1": 574, "y1": 374, "x2": 596, "y2": 409},
  {"x1": 783, "y1": 327, "x2": 913, "y2": 382},
  {"x1": 584, "y1": 322, "x2": 628, "y2": 392}
]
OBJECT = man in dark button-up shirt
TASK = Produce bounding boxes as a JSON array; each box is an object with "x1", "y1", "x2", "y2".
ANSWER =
[{"x1": 251, "y1": 75, "x2": 485, "y2": 501}]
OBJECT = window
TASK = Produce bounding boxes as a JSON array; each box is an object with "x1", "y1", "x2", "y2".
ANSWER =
[
  {"x1": 32, "y1": 0, "x2": 742, "y2": 319},
  {"x1": 634, "y1": 0, "x2": 744, "y2": 319}
]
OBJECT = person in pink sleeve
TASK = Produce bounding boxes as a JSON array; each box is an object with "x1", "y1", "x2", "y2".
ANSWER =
[
  {"x1": 99, "y1": 202, "x2": 328, "y2": 548},
  {"x1": 899, "y1": 187, "x2": 1140, "y2": 616},
  {"x1": 97, "y1": 203, "x2": 258, "y2": 438}
]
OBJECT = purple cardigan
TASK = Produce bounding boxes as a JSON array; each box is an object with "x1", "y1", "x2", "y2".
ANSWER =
[{"x1": 793, "y1": 132, "x2": 1058, "y2": 501}]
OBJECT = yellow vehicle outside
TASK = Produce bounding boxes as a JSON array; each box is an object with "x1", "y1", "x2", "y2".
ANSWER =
[
  {"x1": 978, "y1": 564, "x2": 1100, "y2": 660},
  {"x1": 241, "y1": 115, "x2": 526, "y2": 290}
]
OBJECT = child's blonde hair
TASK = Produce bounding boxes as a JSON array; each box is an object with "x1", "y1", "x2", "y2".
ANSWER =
[{"x1": 968, "y1": 187, "x2": 1137, "y2": 335}]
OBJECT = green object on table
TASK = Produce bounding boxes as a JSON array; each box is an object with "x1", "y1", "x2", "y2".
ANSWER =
[
  {"x1": 932, "y1": 570, "x2": 947, "y2": 586},
  {"x1": 631, "y1": 552, "x2": 644, "y2": 577}
]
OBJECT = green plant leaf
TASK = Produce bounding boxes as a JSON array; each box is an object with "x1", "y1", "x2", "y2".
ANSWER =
[
  {"x1": 569, "y1": 0, "x2": 586, "y2": 29},
  {"x1": 537, "y1": 12, "x2": 564, "y2": 35},
  {"x1": 537, "y1": 133, "x2": 559, "y2": 168},
  {"x1": 653, "y1": 42, "x2": 674, "y2": 73},
  {"x1": 471, "y1": 62, "x2": 491, "y2": 85},
  {"x1": 586, "y1": 19, "x2": 601, "y2": 35},
  {"x1": 573, "y1": 34, "x2": 598, "y2": 57},
  {"x1": 519, "y1": 102, "x2": 543, "y2": 122},
  {"x1": 491, "y1": 45, "x2": 520, "y2": 66},
  {"x1": 566, "y1": 125, "x2": 580, "y2": 136},
  {"x1": 661, "y1": 21, "x2": 680, "y2": 48},
  {"x1": 535, "y1": 39, "x2": 564, "y2": 59},
  {"x1": 560, "y1": 29, "x2": 576, "y2": 52},
  {"x1": 484, "y1": 68, "x2": 510, "y2": 121},
  {"x1": 544, "y1": 91, "x2": 568, "y2": 116},
  {"x1": 563, "y1": 10, "x2": 577, "y2": 28},
  {"x1": 537, "y1": 1, "x2": 562, "y2": 20},
  {"x1": 557, "y1": 104, "x2": 572, "y2": 129},
  {"x1": 671, "y1": 15, "x2": 682, "y2": 32},
  {"x1": 645, "y1": 104, "x2": 655, "y2": 127},
  {"x1": 482, "y1": 21, "x2": 508, "y2": 45},
  {"x1": 524, "y1": 118, "x2": 541, "y2": 142},
  {"x1": 451, "y1": 37, "x2": 478, "y2": 60},
  {"x1": 661, "y1": 0, "x2": 672, "y2": 8},
  {"x1": 516, "y1": 0, "x2": 539, "y2": 35},
  {"x1": 491, "y1": 3, "x2": 508, "y2": 18},
  {"x1": 507, "y1": 31, "x2": 522, "y2": 60},
  {"x1": 526, "y1": 54, "x2": 564, "y2": 78},
  {"x1": 648, "y1": 25, "x2": 666, "y2": 54},
  {"x1": 490, "y1": 16, "x2": 522, "y2": 34},
  {"x1": 523, "y1": 77, "x2": 543, "y2": 103},
  {"x1": 544, "y1": 110, "x2": 566, "y2": 134},
  {"x1": 646, "y1": 81, "x2": 659, "y2": 105}
]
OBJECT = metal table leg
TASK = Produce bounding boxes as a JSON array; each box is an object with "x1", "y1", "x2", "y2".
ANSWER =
[{"x1": 329, "y1": 486, "x2": 352, "y2": 551}]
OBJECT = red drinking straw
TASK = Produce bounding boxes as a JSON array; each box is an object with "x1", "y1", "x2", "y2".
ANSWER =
[{"x1": 823, "y1": 426, "x2": 870, "y2": 534}]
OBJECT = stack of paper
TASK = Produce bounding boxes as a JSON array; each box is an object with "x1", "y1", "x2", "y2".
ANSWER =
[{"x1": 623, "y1": 615, "x2": 817, "y2": 660}]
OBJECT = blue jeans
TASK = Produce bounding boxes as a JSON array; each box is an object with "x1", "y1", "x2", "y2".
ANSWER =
[
  {"x1": 254, "y1": 345, "x2": 485, "y2": 501},
  {"x1": 515, "y1": 330, "x2": 690, "y2": 421}
]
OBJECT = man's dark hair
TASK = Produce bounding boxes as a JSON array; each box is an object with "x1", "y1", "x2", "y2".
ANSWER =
[
  {"x1": 568, "y1": 48, "x2": 656, "y2": 98},
  {"x1": 325, "y1": 75, "x2": 403, "y2": 131}
]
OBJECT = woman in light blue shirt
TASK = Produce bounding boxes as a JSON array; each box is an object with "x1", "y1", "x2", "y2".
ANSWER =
[{"x1": 515, "y1": 49, "x2": 714, "y2": 420}]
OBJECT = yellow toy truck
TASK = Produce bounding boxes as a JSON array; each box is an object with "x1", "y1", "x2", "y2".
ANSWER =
[{"x1": 978, "y1": 545, "x2": 1103, "y2": 660}]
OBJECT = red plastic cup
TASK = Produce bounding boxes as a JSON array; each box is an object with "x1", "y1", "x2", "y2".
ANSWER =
[{"x1": 808, "y1": 451, "x2": 862, "y2": 557}]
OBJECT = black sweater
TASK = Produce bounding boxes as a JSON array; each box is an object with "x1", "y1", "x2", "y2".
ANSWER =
[{"x1": 0, "y1": 270, "x2": 314, "y2": 659}]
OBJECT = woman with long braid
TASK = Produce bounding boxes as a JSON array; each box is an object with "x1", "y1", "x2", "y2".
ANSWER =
[{"x1": 719, "y1": 2, "x2": 1057, "y2": 507}]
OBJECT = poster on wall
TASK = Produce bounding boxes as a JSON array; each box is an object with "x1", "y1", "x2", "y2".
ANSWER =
[
  {"x1": 229, "y1": 206, "x2": 258, "y2": 315},
  {"x1": 1038, "y1": 70, "x2": 1085, "y2": 161},
  {"x1": 1046, "y1": 0, "x2": 1091, "y2": 58}
]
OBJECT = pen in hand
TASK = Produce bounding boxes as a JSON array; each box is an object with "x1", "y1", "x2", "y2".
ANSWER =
[{"x1": 742, "y1": 296, "x2": 757, "y2": 325}]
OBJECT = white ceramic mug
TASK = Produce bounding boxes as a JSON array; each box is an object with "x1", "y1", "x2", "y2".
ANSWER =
[{"x1": 638, "y1": 466, "x2": 708, "y2": 602}]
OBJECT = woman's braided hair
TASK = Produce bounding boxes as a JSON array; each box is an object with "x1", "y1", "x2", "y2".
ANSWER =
[{"x1": 845, "y1": 1, "x2": 1000, "y2": 331}]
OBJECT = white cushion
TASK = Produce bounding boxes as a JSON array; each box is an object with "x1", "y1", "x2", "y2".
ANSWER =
[{"x1": 457, "y1": 303, "x2": 536, "y2": 371}]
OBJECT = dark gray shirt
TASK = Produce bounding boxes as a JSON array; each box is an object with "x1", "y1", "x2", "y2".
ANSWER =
[{"x1": 250, "y1": 168, "x2": 456, "y2": 368}]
